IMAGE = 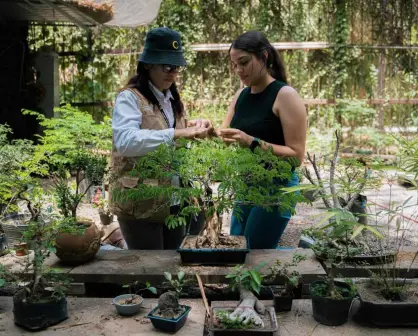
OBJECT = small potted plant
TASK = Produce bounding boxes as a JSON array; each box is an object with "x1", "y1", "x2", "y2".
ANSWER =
[
  {"x1": 113, "y1": 281, "x2": 157, "y2": 316},
  {"x1": 309, "y1": 245, "x2": 357, "y2": 326},
  {"x1": 24, "y1": 107, "x2": 110, "y2": 265},
  {"x1": 209, "y1": 262, "x2": 278, "y2": 335},
  {"x1": 12, "y1": 184, "x2": 71, "y2": 331},
  {"x1": 267, "y1": 252, "x2": 307, "y2": 312},
  {"x1": 147, "y1": 271, "x2": 191, "y2": 332},
  {"x1": 53, "y1": 153, "x2": 107, "y2": 265},
  {"x1": 96, "y1": 198, "x2": 113, "y2": 225}
]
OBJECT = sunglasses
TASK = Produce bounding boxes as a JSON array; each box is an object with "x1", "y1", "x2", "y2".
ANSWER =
[{"x1": 161, "y1": 64, "x2": 186, "y2": 73}]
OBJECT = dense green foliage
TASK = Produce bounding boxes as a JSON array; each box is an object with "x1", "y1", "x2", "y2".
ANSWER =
[{"x1": 26, "y1": 0, "x2": 417, "y2": 129}]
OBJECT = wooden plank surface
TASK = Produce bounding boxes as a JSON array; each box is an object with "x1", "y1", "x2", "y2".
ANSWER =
[{"x1": 37, "y1": 249, "x2": 326, "y2": 285}]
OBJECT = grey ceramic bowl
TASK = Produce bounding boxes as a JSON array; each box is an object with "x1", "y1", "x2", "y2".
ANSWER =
[{"x1": 113, "y1": 294, "x2": 144, "y2": 316}]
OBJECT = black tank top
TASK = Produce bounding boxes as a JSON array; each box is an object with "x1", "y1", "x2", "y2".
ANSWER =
[{"x1": 230, "y1": 80, "x2": 287, "y2": 146}]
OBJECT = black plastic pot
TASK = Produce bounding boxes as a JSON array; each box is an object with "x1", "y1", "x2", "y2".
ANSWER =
[
  {"x1": 13, "y1": 290, "x2": 68, "y2": 331},
  {"x1": 209, "y1": 306, "x2": 278, "y2": 336},
  {"x1": 310, "y1": 280, "x2": 354, "y2": 326},
  {"x1": 0, "y1": 233, "x2": 7, "y2": 254},
  {"x1": 355, "y1": 280, "x2": 418, "y2": 326},
  {"x1": 147, "y1": 304, "x2": 191, "y2": 332},
  {"x1": 271, "y1": 287, "x2": 293, "y2": 312},
  {"x1": 177, "y1": 235, "x2": 249, "y2": 266}
]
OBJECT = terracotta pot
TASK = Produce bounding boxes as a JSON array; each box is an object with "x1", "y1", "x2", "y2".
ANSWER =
[
  {"x1": 14, "y1": 242, "x2": 28, "y2": 256},
  {"x1": 55, "y1": 219, "x2": 102, "y2": 265}
]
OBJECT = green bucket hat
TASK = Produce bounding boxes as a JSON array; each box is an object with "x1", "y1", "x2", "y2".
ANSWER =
[{"x1": 139, "y1": 27, "x2": 187, "y2": 66}]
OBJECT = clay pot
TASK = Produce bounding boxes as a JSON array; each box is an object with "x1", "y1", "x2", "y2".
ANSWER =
[
  {"x1": 55, "y1": 219, "x2": 102, "y2": 265},
  {"x1": 14, "y1": 242, "x2": 28, "y2": 256}
]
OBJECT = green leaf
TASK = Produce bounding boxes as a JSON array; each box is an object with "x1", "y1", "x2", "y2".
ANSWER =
[
  {"x1": 250, "y1": 280, "x2": 260, "y2": 295},
  {"x1": 148, "y1": 287, "x2": 157, "y2": 295},
  {"x1": 146, "y1": 281, "x2": 150, "y2": 287},
  {"x1": 249, "y1": 271, "x2": 262, "y2": 285},
  {"x1": 164, "y1": 272, "x2": 172, "y2": 281},
  {"x1": 351, "y1": 225, "x2": 364, "y2": 240},
  {"x1": 178, "y1": 271, "x2": 185, "y2": 282},
  {"x1": 0, "y1": 279, "x2": 5, "y2": 287},
  {"x1": 225, "y1": 274, "x2": 236, "y2": 279},
  {"x1": 47, "y1": 246, "x2": 57, "y2": 254}
]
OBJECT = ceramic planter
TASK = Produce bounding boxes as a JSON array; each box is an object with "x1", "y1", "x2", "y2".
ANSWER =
[
  {"x1": 113, "y1": 294, "x2": 144, "y2": 316},
  {"x1": 177, "y1": 235, "x2": 249, "y2": 266},
  {"x1": 147, "y1": 305, "x2": 191, "y2": 332},
  {"x1": 55, "y1": 219, "x2": 102, "y2": 265},
  {"x1": 356, "y1": 279, "x2": 418, "y2": 326},
  {"x1": 209, "y1": 306, "x2": 278, "y2": 335}
]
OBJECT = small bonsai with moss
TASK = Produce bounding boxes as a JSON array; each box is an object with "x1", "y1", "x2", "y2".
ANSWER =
[
  {"x1": 267, "y1": 252, "x2": 307, "y2": 296},
  {"x1": 152, "y1": 271, "x2": 188, "y2": 319}
]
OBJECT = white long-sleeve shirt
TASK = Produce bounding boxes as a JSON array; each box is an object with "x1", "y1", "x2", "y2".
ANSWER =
[{"x1": 112, "y1": 82, "x2": 176, "y2": 157}]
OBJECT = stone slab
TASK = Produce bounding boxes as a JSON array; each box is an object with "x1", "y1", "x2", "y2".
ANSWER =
[
  {"x1": 48, "y1": 248, "x2": 325, "y2": 285},
  {"x1": 323, "y1": 246, "x2": 418, "y2": 278},
  {"x1": 0, "y1": 297, "x2": 205, "y2": 336},
  {"x1": 210, "y1": 300, "x2": 418, "y2": 336}
]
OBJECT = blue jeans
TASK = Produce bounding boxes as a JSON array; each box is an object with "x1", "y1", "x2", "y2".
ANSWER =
[{"x1": 230, "y1": 172, "x2": 299, "y2": 249}]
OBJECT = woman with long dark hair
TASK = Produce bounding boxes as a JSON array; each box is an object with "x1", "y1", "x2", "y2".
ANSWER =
[
  {"x1": 110, "y1": 27, "x2": 212, "y2": 250},
  {"x1": 218, "y1": 31, "x2": 307, "y2": 249}
]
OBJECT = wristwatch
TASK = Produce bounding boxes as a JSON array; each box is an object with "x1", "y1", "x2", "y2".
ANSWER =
[{"x1": 249, "y1": 137, "x2": 262, "y2": 152}]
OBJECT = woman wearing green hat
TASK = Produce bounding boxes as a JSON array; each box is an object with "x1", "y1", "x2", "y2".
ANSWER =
[{"x1": 110, "y1": 27, "x2": 213, "y2": 250}]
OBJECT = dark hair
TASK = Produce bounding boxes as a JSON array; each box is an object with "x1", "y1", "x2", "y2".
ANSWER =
[
  {"x1": 123, "y1": 62, "x2": 184, "y2": 117},
  {"x1": 230, "y1": 31, "x2": 287, "y2": 84}
]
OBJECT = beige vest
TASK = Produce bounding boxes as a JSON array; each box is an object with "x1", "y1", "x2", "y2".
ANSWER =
[{"x1": 109, "y1": 88, "x2": 186, "y2": 221}]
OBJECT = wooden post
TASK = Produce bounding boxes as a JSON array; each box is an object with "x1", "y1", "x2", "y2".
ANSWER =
[{"x1": 376, "y1": 51, "x2": 387, "y2": 131}]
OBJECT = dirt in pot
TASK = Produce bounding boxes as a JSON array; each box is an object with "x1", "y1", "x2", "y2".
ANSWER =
[
  {"x1": 151, "y1": 305, "x2": 186, "y2": 319},
  {"x1": 117, "y1": 295, "x2": 142, "y2": 305},
  {"x1": 357, "y1": 281, "x2": 418, "y2": 303},
  {"x1": 182, "y1": 235, "x2": 246, "y2": 249},
  {"x1": 311, "y1": 282, "x2": 353, "y2": 299}
]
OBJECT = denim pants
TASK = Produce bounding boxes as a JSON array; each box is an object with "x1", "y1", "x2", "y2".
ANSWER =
[{"x1": 230, "y1": 172, "x2": 299, "y2": 249}]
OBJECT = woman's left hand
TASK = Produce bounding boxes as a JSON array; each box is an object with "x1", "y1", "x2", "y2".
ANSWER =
[{"x1": 219, "y1": 128, "x2": 253, "y2": 147}]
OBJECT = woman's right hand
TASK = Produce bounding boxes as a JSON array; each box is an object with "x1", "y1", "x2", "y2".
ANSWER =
[{"x1": 174, "y1": 127, "x2": 208, "y2": 139}]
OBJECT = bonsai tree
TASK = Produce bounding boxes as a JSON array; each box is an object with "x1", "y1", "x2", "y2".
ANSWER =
[
  {"x1": 219, "y1": 262, "x2": 267, "y2": 328},
  {"x1": 23, "y1": 106, "x2": 110, "y2": 221},
  {"x1": 121, "y1": 281, "x2": 157, "y2": 304},
  {"x1": 267, "y1": 252, "x2": 307, "y2": 297},
  {"x1": 11, "y1": 183, "x2": 72, "y2": 330},
  {"x1": 154, "y1": 271, "x2": 187, "y2": 319},
  {"x1": 299, "y1": 130, "x2": 385, "y2": 260},
  {"x1": 113, "y1": 138, "x2": 299, "y2": 248},
  {"x1": 0, "y1": 124, "x2": 34, "y2": 217},
  {"x1": 23, "y1": 107, "x2": 109, "y2": 264}
]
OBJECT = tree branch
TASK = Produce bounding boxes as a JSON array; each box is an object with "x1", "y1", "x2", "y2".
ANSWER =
[
  {"x1": 305, "y1": 154, "x2": 332, "y2": 208},
  {"x1": 344, "y1": 166, "x2": 369, "y2": 211}
]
